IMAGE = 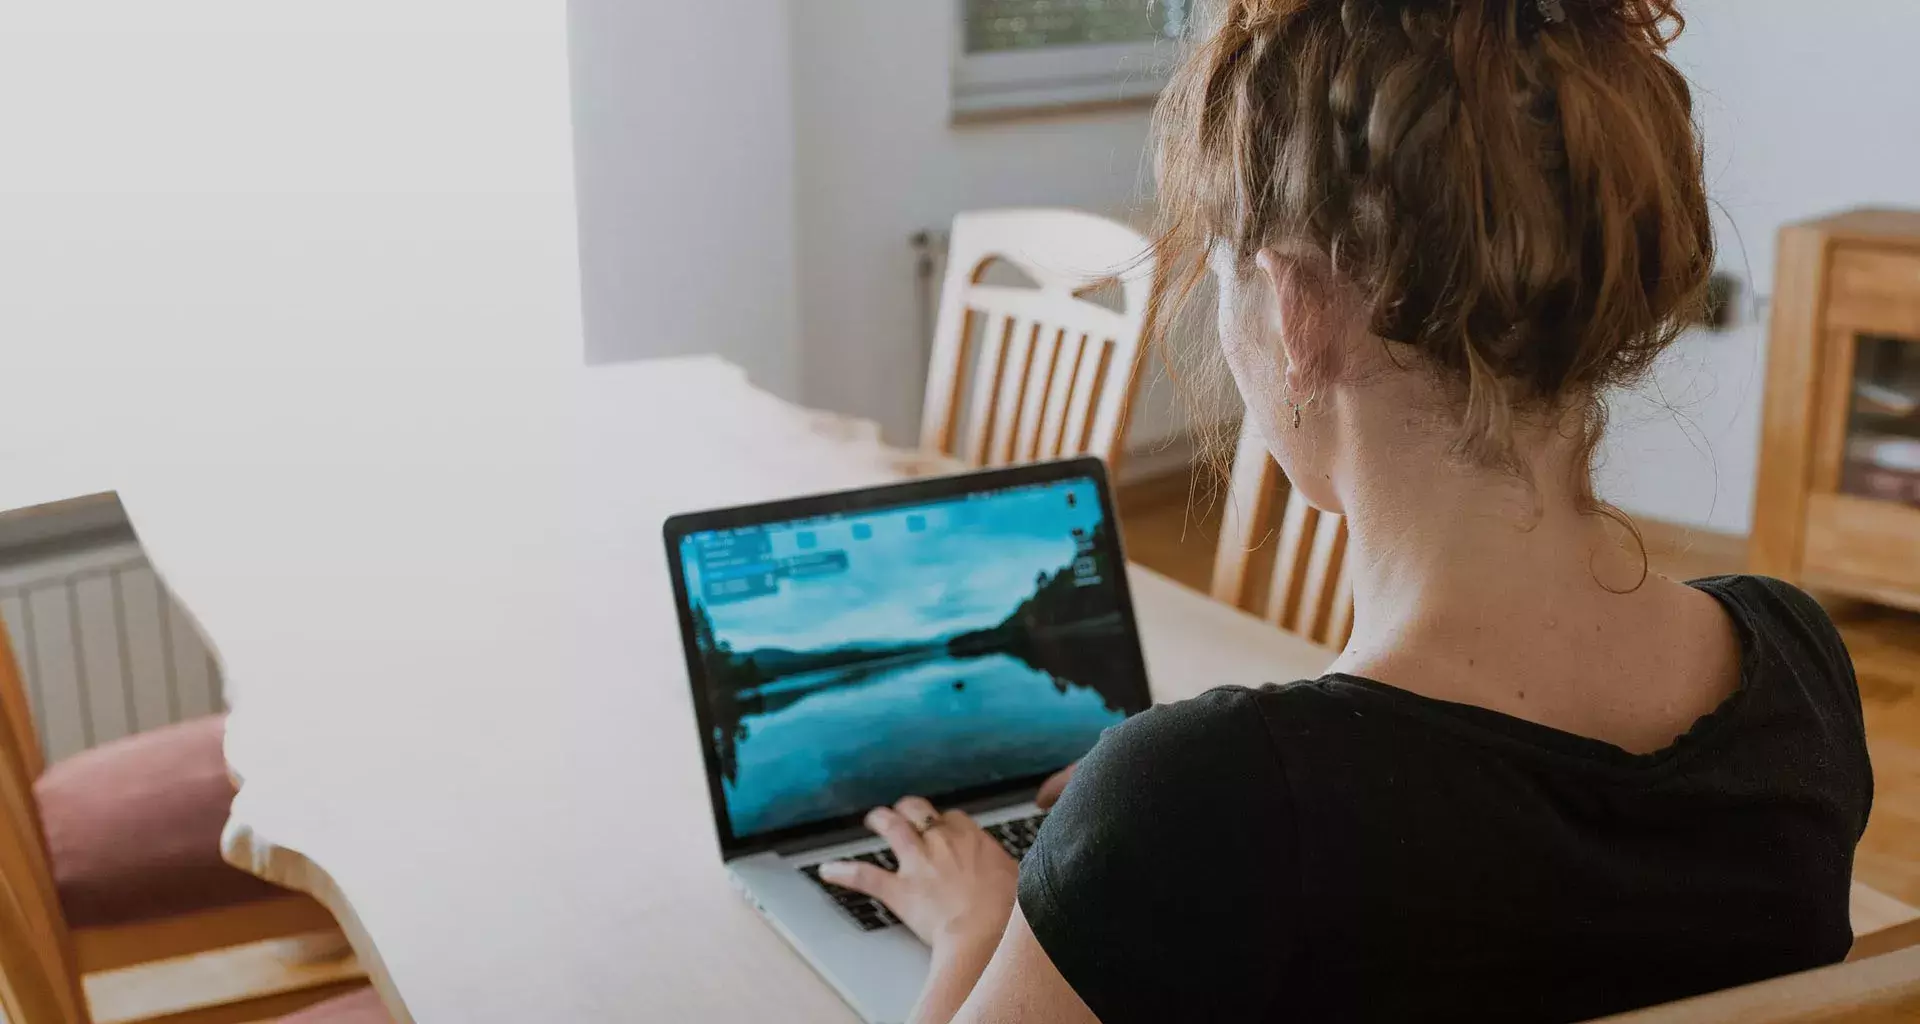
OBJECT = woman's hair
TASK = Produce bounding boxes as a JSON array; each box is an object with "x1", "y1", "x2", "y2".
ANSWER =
[{"x1": 1150, "y1": 0, "x2": 1714, "y2": 485}]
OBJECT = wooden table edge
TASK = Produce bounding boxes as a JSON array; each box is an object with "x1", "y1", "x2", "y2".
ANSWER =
[{"x1": 222, "y1": 808, "x2": 416, "y2": 1024}]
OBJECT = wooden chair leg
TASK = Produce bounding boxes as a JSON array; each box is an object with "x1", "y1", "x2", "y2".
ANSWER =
[
  {"x1": 83, "y1": 930, "x2": 365, "y2": 1024},
  {"x1": 76, "y1": 895, "x2": 343, "y2": 974},
  {"x1": 95, "y1": 980, "x2": 369, "y2": 1024}
]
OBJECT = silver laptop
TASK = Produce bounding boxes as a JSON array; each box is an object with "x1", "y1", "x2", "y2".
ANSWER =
[{"x1": 663, "y1": 457, "x2": 1153, "y2": 1023}]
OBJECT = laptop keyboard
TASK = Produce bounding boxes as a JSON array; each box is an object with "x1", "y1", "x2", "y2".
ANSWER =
[
  {"x1": 800, "y1": 849, "x2": 904, "y2": 931},
  {"x1": 799, "y1": 812, "x2": 1046, "y2": 932},
  {"x1": 984, "y1": 812, "x2": 1046, "y2": 860}
]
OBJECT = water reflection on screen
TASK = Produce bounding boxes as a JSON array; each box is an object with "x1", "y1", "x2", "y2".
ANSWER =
[{"x1": 679, "y1": 477, "x2": 1143, "y2": 838}]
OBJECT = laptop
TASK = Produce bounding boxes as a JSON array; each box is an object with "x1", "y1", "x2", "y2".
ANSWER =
[{"x1": 663, "y1": 457, "x2": 1153, "y2": 1024}]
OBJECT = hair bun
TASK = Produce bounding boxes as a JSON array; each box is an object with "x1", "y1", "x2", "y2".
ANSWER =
[
  {"x1": 1562, "y1": 0, "x2": 1687, "y2": 46},
  {"x1": 1150, "y1": 0, "x2": 1712, "y2": 481}
]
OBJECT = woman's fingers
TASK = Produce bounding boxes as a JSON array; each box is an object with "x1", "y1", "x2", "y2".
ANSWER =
[
  {"x1": 894, "y1": 795, "x2": 940, "y2": 832},
  {"x1": 829, "y1": 798, "x2": 1020, "y2": 950},
  {"x1": 937, "y1": 808, "x2": 981, "y2": 835},
  {"x1": 864, "y1": 805, "x2": 925, "y2": 857},
  {"x1": 1036, "y1": 761, "x2": 1078, "y2": 810},
  {"x1": 817, "y1": 859, "x2": 896, "y2": 902}
]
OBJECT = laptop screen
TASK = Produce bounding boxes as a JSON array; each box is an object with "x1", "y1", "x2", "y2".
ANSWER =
[{"x1": 672, "y1": 468, "x2": 1149, "y2": 845}]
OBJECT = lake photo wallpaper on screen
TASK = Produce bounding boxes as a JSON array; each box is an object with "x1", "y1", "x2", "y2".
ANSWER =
[{"x1": 680, "y1": 478, "x2": 1144, "y2": 838}]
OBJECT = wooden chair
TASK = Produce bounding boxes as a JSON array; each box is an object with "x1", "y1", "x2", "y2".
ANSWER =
[
  {"x1": 0, "y1": 620, "x2": 376, "y2": 1023},
  {"x1": 1209, "y1": 416, "x2": 1355, "y2": 650},
  {"x1": 1853, "y1": 916, "x2": 1920, "y2": 963},
  {"x1": 274, "y1": 986, "x2": 393, "y2": 1023},
  {"x1": 1851, "y1": 884, "x2": 1920, "y2": 960},
  {"x1": 920, "y1": 208, "x2": 1154, "y2": 472},
  {"x1": 1585, "y1": 942, "x2": 1920, "y2": 1023}
]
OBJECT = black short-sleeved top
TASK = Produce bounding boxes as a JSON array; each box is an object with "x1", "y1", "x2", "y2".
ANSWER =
[{"x1": 1019, "y1": 575, "x2": 1872, "y2": 1023}]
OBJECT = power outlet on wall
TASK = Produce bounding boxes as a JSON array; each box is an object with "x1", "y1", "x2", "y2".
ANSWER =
[{"x1": 1698, "y1": 271, "x2": 1741, "y2": 331}]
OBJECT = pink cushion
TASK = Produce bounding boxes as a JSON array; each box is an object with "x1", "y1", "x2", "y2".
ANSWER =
[
  {"x1": 35, "y1": 713, "x2": 289, "y2": 928},
  {"x1": 278, "y1": 987, "x2": 393, "y2": 1023}
]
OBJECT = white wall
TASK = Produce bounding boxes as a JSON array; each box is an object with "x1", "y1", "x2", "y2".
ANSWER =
[
  {"x1": 567, "y1": 0, "x2": 1920, "y2": 519},
  {"x1": 1597, "y1": 0, "x2": 1920, "y2": 534},
  {"x1": 0, "y1": 3, "x2": 582, "y2": 374},
  {"x1": 790, "y1": 1, "x2": 1166, "y2": 447},
  {"x1": 570, "y1": 0, "x2": 802, "y2": 398}
]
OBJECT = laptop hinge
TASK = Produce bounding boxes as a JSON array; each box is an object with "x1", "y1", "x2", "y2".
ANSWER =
[{"x1": 756, "y1": 784, "x2": 1044, "y2": 860}]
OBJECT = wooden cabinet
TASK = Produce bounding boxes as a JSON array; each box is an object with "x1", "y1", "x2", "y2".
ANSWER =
[{"x1": 1752, "y1": 209, "x2": 1920, "y2": 612}]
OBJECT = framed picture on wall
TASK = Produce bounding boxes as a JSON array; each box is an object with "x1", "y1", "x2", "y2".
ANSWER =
[{"x1": 953, "y1": 0, "x2": 1191, "y2": 120}]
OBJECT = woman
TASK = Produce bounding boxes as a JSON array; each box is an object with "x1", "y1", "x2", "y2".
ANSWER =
[{"x1": 817, "y1": 0, "x2": 1871, "y2": 1020}]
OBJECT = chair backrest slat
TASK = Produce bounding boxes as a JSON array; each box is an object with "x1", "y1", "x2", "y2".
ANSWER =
[
  {"x1": 985, "y1": 316, "x2": 1041, "y2": 466},
  {"x1": 1067, "y1": 337, "x2": 1119, "y2": 459},
  {"x1": 957, "y1": 311, "x2": 1015, "y2": 466},
  {"x1": 1012, "y1": 325, "x2": 1067, "y2": 464},
  {"x1": 925, "y1": 306, "x2": 982, "y2": 458},
  {"x1": 1265, "y1": 488, "x2": 1318, "y2": 632},
  {"x1": 1037, "y1": 331, "x2": 1090, "y2": 462},
  {"x1": 1211, "y1": 417, "x2": 1355, "y2": 651},
  {"x1": 1209, "y1": 422, "x2": 1282, "y2": 610},
  {"x1": 1297, "y1": 510, "x2": 1351, "y2": 646},
  {"x1": 921, "y1": 209, "x2": 1152, "y2": 470},
  {"x1": 0, "y1": 628, "x2": 89, "y2": 1024}
]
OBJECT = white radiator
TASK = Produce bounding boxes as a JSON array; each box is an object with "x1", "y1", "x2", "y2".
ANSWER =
[{"x1": 0, "y1": 535, "x2": 224, "y2": 765}]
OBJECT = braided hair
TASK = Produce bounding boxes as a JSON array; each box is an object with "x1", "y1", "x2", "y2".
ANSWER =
[{"x1": 1151, "y1": 0, "x2": 1710, "y2": 488}]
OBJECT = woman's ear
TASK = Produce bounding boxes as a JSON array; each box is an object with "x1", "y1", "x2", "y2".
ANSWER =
[{"x1": 1254, "y1": 247, "x2": 1340, "y2": 396}]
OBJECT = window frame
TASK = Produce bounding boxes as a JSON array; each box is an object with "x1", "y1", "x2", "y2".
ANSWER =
[{"x1": 951, "y1": 4, "x2": 1184, "y2": 120}]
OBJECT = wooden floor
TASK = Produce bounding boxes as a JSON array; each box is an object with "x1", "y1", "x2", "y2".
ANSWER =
[{"x1": 1116, "y1": 478, "x2": 1920, "y2": 910}]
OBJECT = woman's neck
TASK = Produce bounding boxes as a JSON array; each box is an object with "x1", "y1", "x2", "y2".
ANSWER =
[
  {"x1": 1289, "y1": 381, "x2": 1739, "y2": 755},
  {"x1": 1323, "y1": 393, "x2": 1649, "y2": 688}
]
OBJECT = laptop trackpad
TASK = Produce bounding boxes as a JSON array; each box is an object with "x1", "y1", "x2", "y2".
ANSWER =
[{"x1": 731, "y1": 851, "x2": 931, "y2": 1024}]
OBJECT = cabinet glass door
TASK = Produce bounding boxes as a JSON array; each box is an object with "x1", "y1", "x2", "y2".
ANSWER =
[{"x1": 1843, "y1": 333, "x2": 1920, "y2": 508}]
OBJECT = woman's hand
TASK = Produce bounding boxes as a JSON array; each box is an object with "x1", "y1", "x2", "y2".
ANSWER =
[
  {"x1": 819, "y1": 796, "x2": 1018, "y2": 953},
  {"x1": 1036, "y1": 761, "x2": 1077, "y2": 810}
]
